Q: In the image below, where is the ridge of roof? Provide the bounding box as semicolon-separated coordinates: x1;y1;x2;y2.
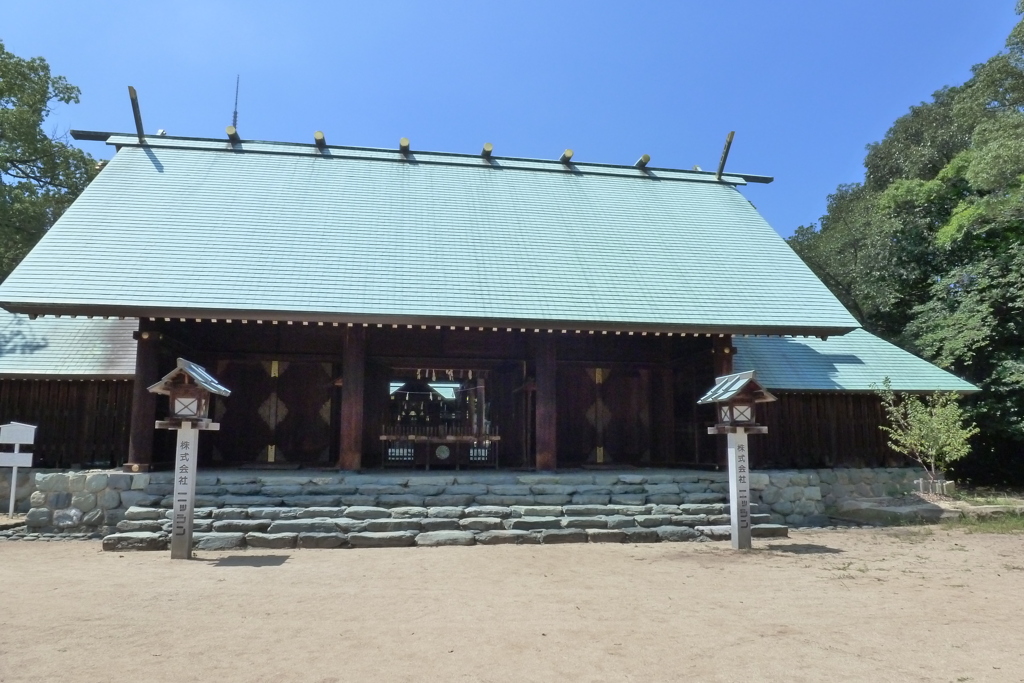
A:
87;132;772;186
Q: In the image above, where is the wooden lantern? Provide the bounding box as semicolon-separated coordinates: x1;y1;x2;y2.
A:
148;358;231;429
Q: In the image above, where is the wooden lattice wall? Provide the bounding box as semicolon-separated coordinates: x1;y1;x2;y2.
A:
0;379;133;468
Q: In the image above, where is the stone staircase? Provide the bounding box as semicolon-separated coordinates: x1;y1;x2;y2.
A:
103;501;788;551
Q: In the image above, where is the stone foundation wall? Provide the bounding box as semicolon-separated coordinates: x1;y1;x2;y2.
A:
4;467;927;535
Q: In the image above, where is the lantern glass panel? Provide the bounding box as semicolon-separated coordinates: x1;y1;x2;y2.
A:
733;404;753;423
173;396;200;417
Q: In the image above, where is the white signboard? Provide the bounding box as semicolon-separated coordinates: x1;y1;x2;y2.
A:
170;425;199;559
1;422;36;517
727;428;752;550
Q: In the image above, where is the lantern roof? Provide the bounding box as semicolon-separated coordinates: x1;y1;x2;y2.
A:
147;357;231;397
697;370;776;405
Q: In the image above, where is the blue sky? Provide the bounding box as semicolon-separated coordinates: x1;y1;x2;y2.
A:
3;1;1020;236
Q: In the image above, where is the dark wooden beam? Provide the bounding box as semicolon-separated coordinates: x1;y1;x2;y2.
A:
125;323;159;471
128;86;145;144
338;326;366;470
713;335;734;378
534;337;557;470
658;341;676;463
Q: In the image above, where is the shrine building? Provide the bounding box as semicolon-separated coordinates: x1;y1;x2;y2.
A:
0;131;976;472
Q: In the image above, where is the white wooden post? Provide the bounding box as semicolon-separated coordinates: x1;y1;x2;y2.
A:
727;427;752;550
169;424;200;559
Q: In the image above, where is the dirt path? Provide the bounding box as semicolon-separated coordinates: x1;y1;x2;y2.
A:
1;528;1022;683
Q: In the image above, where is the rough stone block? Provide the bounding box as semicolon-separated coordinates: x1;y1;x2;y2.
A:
533;495;571;505
771;501;794;515
587;529;627;543
116;519;164;532
404;485;445;497
358;485;406;496
614;505;653;515
213;519;271;533
117;492;163;508
510;505;563;517
81;508;105;527
411;476;455;486
752;524;789;538
46;492;72;509
515;475;560;485
247;507;299;520
102;532;167;551
348;531;417;548
750;513;772;524
217;474;259;485
530;484;577;495
575;485;612;495
29;490;46;507
655;526;701;542
805;514;830;527
644;483;680;494
780;486;805;503
340;495;377;506
22;507;49;528
212;508;249;521
706;514;731;525
505;516;561;531
219;495;284;507
281;495;342;508
634;515;674;528
561;517;607;529
342;475;407;486
563;504;617;516
332;519;368;533
424;495;476;507
383;506;423;519
644;474;677;484
684;493;726;504
426;506;464;519
602;515;638;529
377;494;425;508
343;506;392;520
421;518;460;531
621;528;659;543
785;513;805;525
295;507;346;519
107;473;133;490
678;503;725;516
297;532;347;549
463;506;512;519
193;532;246;550
193;519;214;532
611;485;645;494
302;485;357;496
541;529;588;544
475;530;539;545
473;495;536;506
489;485;533;496
267;519;340;534
651;504;681;515
618;474;646;485
125;506;163;521
460;517;503;531
365;518;422;532
444;484;488;496
144;484;174;496
245;532;297;549
84;473;109;493
416;530;475;547
610;494;646;506
52;507;83;529
646;494;683;505
571;494;611;505
679;482;710;493
220;484;262;496
790;474;810;487
696;525;731;540
36;473;69;492
748;473;770;490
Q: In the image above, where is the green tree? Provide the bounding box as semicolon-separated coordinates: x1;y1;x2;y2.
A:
875;379;979;480
0;40;96;280
789;6;1024;485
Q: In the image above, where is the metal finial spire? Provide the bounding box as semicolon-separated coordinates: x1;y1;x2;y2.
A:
231;75;240;128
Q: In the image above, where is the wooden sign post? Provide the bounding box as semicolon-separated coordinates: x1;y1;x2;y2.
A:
698;371;776;550
0;422;36;517
148;358;231;559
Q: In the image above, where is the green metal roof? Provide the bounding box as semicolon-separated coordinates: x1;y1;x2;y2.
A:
0;309;136;379
0;134;859;335
733;329;979;393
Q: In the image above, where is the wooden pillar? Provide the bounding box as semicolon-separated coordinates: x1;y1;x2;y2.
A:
126;324;160;472
534;337;557;470
658;367;676;464
713;335;734;377
338;326;366;470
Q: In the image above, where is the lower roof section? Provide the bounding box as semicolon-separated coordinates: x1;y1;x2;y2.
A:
733;328;978;394
0;309;136;379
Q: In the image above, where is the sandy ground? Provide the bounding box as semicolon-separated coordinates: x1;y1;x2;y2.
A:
1;529;1022;683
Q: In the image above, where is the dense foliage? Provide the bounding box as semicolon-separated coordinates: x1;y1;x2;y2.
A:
789;6;1024;485
0;40;95;280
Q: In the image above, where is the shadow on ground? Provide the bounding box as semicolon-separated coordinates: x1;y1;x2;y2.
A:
767;543;843;555
207;555;291;568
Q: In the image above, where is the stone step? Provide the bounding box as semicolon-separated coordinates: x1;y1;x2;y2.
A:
101;522;788;551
